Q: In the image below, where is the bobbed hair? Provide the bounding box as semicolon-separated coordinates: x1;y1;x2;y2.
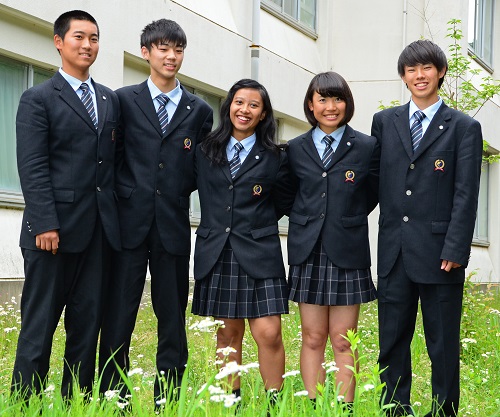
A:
397;39;448;89
303;72;354;127
201;79;279;165
54;10;99;39
140;19;187;50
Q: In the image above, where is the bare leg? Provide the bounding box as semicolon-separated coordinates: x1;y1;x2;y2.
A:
248;315;285;390
216;318;245;390
298;303;329;398
328;305;360;402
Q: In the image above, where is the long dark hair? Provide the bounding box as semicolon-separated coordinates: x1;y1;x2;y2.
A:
201;79;278;165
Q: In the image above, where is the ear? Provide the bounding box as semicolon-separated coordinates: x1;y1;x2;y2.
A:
54;34;63;52
308;100;313;111
141;46;150;61
438;68;446;79
260;111;266;121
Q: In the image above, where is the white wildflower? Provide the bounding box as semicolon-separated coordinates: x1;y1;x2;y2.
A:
127;367;144;376
282;370;301;378
294;390;309;397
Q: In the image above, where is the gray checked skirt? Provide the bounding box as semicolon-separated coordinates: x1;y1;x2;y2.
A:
192;244;289;319
288;240;376;306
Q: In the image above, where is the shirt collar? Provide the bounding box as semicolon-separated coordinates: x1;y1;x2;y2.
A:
312;125;346;143
147;77;182;106
409;97;443;120
228;133;257;152
59;68;94;94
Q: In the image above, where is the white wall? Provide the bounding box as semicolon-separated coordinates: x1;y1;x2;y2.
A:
0;0;498;288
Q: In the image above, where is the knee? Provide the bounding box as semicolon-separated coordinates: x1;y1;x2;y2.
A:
302;330;328;351
217;327;244;349
254;326;283;350
331;333;351;354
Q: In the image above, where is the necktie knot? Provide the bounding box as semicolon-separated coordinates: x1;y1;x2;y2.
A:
80;82;89;93
323;135;333;147
156;94;169;108
413;110;425;123
234;142;244;153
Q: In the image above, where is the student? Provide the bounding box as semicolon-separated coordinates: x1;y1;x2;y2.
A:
286;72;379;411
11;10;120;399
192;79;292;405
372;40;482;417
98;19;213;403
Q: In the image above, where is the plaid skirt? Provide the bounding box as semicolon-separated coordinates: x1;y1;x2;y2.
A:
192;244;289;319
288;240;376;306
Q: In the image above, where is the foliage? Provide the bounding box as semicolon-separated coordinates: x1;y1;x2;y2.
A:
1;275;500;416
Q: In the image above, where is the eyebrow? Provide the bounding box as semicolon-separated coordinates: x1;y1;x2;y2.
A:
72;30;99;37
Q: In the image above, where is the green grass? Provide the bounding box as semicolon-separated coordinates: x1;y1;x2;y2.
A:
1;275;499;416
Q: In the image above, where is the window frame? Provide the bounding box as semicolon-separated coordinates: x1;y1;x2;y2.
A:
472;159;489;246
261;0;318;39
468;0;495;71
0;55;54;208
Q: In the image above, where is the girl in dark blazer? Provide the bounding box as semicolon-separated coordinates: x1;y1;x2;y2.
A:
192;79;292;402
287;72;379;408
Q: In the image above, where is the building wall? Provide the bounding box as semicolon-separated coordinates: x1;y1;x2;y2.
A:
0;0;499;301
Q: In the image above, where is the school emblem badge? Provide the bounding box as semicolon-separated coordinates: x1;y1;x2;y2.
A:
345;170;355;183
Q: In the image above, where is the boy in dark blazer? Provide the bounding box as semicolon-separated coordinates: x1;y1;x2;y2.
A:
98;19;213;404
371;40;483;417
12;10;120;399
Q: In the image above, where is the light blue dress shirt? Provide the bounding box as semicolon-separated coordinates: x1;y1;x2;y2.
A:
408;97;443;136
312;125;345;157
147;77;182;122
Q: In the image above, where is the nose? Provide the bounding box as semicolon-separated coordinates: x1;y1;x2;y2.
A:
81;37;91;48
326;99;336;110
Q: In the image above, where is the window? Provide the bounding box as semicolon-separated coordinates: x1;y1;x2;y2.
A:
473;160;489;244
262;0;317;35
468;0;495;68
0;55;53;206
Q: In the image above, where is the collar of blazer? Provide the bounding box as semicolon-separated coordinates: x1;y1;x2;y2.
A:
300;125;355;170
394;101;450;160
133;81;196;138
222;142;266;182
53;71;107;133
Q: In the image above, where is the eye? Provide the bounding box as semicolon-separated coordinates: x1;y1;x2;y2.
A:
334;97;342;102
176;48;184;53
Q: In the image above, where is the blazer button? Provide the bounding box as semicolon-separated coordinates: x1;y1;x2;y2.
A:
159;162;164;169
409;163;415;170
226;206;231;211
228;185;234;190
98;159;103;165
319;213;325;219
156;189;161;195
321;192;326;198
96;186;101;192
406;190;412;196
403;216;409;222
322;172;327;178
225;227;231;233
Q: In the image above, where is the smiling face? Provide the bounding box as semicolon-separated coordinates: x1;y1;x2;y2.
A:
402;63;446;109
229;88;266;141
308;91;346;134
142;42;184;91
54;19;99;80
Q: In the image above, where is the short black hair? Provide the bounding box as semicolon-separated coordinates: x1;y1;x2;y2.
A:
303;71;355;127
140;19;187;50
54;10;99;39
397;40;448;88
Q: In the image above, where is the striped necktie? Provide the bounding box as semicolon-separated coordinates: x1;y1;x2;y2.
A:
156;94;169;135
80;83;97;128
321;135;334;168
229;142;244;178
411;110;426;152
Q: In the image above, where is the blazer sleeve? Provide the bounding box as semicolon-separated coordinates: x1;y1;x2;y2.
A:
273;147;296;218
367;140;380;213
440;119;483;266
16;87;60;235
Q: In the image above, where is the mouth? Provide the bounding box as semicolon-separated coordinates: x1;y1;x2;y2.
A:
164;63;176;70
414;82;428;89
236;115;251;122
80;53;92;58
323;114;339;120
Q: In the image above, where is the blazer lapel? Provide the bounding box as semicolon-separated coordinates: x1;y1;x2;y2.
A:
134;81;163;136
54;72;96;131
94;81;108;135
233;143;264;179
413;102;450;158
164;87;194;138
301;129;324;169
327;125;355;168
393;103;413;160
